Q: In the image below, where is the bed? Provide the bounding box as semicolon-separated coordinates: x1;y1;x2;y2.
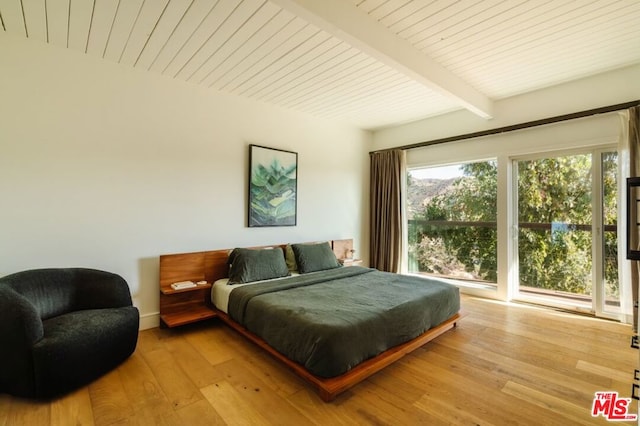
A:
207;241;461;401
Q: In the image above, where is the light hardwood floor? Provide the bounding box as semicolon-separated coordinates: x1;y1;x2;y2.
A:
1;295;638;425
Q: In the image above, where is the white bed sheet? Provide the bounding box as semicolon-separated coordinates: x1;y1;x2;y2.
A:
211;273;299;313
211;278;242;313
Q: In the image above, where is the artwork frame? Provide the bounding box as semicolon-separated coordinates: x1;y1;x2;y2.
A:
248;144;298;227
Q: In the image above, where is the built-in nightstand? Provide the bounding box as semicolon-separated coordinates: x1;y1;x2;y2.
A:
339;258;363;267
159;252;218;328
159;282;216;328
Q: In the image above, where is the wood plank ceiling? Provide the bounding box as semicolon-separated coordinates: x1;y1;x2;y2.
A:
1;0;639;130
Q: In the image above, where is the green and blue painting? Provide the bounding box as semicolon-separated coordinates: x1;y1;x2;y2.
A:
249;145;297;227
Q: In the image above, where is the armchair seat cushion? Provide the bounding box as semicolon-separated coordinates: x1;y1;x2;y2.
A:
33;306;139;398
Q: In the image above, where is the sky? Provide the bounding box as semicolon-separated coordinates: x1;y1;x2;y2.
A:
409;164;464;180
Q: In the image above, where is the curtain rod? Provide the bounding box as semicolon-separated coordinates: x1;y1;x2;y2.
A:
370;100;640;154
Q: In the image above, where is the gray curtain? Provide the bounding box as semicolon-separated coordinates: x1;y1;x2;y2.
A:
370;149;405;273
630;106;640;331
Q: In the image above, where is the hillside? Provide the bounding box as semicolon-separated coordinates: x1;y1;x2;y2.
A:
407;177;459;219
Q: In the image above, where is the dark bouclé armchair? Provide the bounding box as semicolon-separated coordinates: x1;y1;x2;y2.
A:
0;268;139;399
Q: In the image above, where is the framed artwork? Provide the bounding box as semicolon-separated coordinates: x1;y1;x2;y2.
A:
248;144;297;227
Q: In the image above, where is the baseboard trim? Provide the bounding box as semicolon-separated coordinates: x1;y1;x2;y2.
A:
139;312;159;330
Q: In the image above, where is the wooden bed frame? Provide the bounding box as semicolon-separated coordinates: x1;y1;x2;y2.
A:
216;310;459;401
159;240;461;402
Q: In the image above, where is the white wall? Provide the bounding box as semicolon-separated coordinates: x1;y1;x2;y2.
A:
406;112;625;168
0;36;372;329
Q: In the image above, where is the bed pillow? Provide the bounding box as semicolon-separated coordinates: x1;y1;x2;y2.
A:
285;244;297;272
227;247;290;284
292;242;342;274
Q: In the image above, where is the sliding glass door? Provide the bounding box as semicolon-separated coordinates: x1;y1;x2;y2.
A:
513;149;619;317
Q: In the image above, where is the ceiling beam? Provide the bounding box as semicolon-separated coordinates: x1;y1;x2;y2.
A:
270;0;494;119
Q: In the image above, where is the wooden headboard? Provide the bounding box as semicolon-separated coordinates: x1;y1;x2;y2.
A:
332;239;354;260
159;240;351;293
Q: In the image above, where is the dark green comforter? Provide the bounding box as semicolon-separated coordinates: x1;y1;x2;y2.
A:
227;266;460;378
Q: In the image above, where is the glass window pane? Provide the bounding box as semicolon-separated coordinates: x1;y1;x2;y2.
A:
407;161;497;284
517;154;593;303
